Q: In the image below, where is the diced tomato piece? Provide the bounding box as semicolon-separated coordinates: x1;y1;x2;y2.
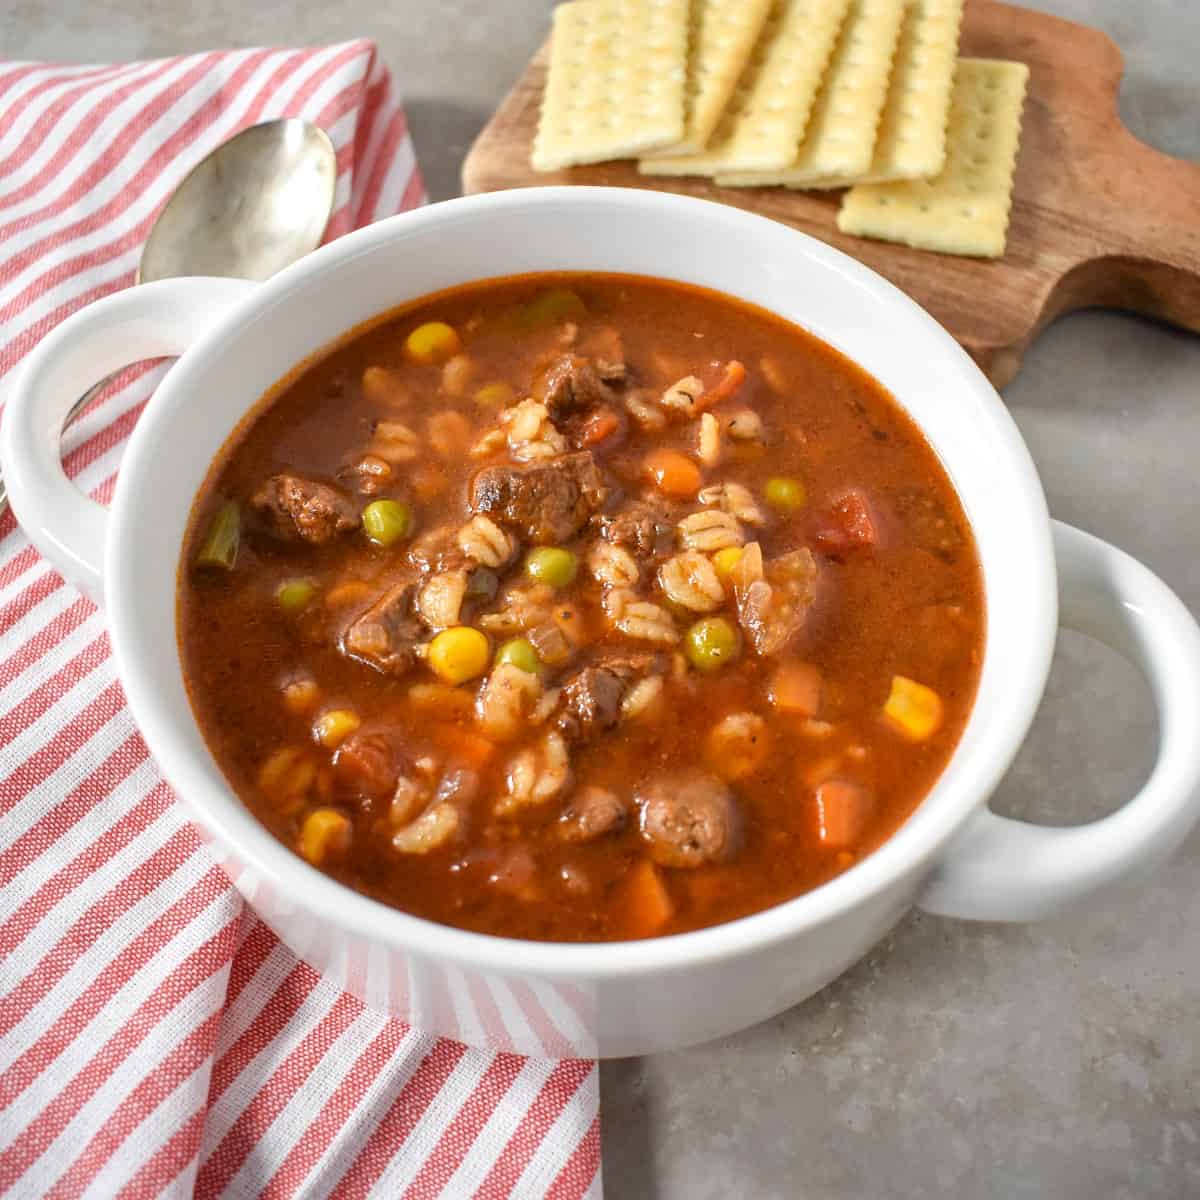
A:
812;489;878;555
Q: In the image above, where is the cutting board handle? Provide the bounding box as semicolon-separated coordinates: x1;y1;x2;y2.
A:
1042;29;1200;335
1058;135;1200;333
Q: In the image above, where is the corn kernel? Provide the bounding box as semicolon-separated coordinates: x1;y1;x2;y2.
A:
405;321;461;366
427;626;490;685
711;545;744;584
883;675;944;740
298;807;352;866
474;381;515;408
313;708;361;748
257;746;316;814
282;677;320;715
258;745;303;793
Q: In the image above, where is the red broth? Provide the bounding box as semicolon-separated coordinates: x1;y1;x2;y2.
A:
178;273;984;942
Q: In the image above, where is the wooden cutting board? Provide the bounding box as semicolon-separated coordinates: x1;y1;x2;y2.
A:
461;0;1200;388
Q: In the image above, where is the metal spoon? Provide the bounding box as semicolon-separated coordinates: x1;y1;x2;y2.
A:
0;118;337;512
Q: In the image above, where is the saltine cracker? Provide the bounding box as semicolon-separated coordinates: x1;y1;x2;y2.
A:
837;57;1029;258
646;0;775;157
852;0;965;184
638;0;853;176
532;0;691;171
717;0;907;188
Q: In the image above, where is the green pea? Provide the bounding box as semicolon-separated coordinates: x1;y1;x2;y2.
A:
525;546;578;588
275;577;317;615
521;288;586;329
361;498;413;547
195;500;240;571
764;476;807;511
684;617;740;673
495;637;541;675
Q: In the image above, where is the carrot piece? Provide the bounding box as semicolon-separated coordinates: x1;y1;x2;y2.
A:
325;580;373;609
814;779;873;849
436;724;496;769
623;860;675;936
580;407;620;447
768;660;822;716
802;755;841;788
644;449;701;498
697;360;746;411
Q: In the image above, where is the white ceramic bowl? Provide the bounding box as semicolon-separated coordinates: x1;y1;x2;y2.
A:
6;188;1200;1059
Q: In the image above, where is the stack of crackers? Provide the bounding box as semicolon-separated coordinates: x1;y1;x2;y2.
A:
531;0;1029;259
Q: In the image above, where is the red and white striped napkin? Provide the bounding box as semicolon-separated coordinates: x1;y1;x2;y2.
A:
0;45;601;1198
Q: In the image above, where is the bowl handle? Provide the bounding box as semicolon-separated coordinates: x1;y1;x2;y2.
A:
919;520;1200;921
0;277;257;604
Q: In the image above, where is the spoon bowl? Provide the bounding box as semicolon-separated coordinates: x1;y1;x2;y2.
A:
139;119;337;283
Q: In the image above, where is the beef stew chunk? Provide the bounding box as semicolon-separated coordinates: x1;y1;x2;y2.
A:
342;582;421;676
537;354;615;420
595;498;674;561
180;273;983;943
252;473;358;544
469;451;608;544
557;665;626;743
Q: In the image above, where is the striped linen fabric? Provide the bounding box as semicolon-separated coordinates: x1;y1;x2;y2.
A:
0;45;601;1199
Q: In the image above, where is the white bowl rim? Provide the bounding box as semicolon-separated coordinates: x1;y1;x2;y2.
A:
107;186;1056;981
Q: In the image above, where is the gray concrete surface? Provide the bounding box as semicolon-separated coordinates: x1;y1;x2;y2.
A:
6;1;1199;1195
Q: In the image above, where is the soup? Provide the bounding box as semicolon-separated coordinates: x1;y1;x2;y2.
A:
178;273;984;942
